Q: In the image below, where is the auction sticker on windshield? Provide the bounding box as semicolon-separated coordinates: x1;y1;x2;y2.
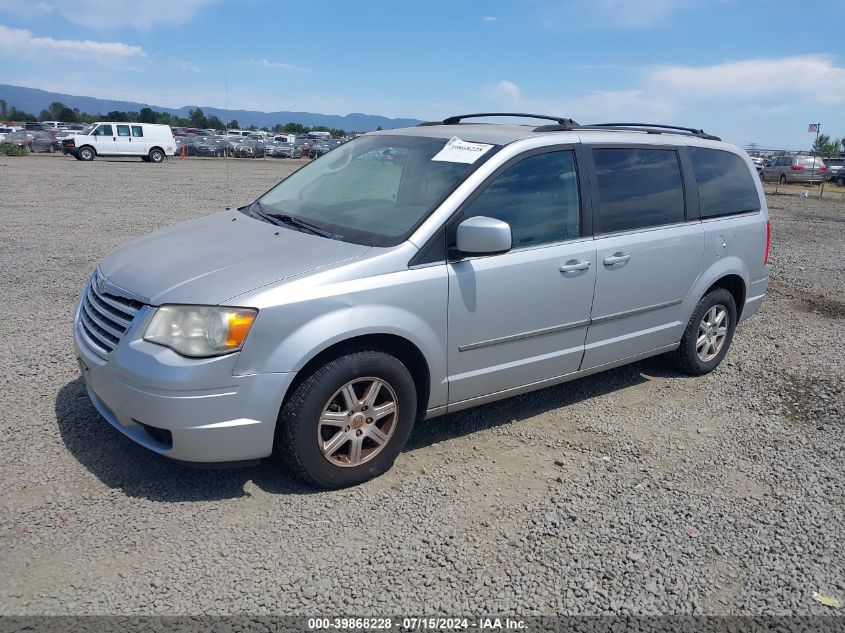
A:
431;136;494;164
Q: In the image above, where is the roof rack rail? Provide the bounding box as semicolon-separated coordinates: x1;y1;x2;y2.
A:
572;122;721;141
418;113;579;127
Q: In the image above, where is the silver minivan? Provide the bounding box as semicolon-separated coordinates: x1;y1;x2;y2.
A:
760;154;827;184
74;114;770;488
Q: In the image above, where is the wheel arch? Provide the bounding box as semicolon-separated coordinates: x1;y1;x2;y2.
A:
706;274;746;320
282;333;431;420
684;257;750;324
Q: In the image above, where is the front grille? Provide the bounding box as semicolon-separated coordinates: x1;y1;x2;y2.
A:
79;271;144;354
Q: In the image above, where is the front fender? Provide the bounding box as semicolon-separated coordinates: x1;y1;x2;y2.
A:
232;264;449;408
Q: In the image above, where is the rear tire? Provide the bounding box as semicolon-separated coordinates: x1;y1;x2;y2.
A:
148;148;165;163
78;146;95;161
274;350;417;489
671;288;737;376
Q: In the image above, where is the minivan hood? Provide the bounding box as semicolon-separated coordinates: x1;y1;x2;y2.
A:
99;210;370;305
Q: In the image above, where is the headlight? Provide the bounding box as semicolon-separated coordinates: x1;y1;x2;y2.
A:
144;305;257;358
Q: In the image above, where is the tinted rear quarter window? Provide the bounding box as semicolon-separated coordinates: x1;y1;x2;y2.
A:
689;147;761;219
593;148;685;233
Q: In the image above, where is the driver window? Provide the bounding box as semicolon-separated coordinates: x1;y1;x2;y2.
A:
95;125;113;136
459;150;580;248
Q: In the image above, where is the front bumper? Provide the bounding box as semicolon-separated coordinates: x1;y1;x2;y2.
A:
73;305;295;463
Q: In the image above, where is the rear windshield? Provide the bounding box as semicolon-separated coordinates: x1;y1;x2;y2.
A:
256;134;501;246
797;156;825;167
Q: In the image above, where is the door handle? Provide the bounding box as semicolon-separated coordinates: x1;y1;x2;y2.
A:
603;252;631;266
559;260;591;273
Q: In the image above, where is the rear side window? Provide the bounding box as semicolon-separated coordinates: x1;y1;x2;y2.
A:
116;125;130;137
460;150;581;247
131;125;143;137
689;147;761;218
592;148;685;233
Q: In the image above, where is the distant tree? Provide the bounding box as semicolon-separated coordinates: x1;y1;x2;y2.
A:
228;118;239;129
282;122;305;134
5;106;37;121
138;107;158;123
205;115;224;130
38;109;51;121
271;123;283;133
376;125;383;131
248;124;257;131
813;134;841;158
188;107;208;128
106;110;130;122
0;100;7;117
43;101;79;123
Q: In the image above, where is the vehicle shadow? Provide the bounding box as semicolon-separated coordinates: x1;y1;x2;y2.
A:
54;377;312;502
405;357;683;451
55;358;684;502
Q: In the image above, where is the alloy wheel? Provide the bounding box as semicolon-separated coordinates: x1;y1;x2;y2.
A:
696;304;729;362
317;377;398;467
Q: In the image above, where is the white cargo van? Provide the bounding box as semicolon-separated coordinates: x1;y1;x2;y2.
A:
62;122;176;162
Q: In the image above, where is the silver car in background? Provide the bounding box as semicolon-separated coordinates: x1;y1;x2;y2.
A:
761;154;827;184
74;114;770;488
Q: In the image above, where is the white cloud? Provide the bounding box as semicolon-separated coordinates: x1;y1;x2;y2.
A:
649;55;845;105
254;59;312;73
0;24;145;63
487;79;673;123
177;61;201;73
482;16;499;22
492;80;522;101
0;0;214;30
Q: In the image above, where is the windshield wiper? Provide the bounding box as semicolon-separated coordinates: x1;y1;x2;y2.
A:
250;200;340;239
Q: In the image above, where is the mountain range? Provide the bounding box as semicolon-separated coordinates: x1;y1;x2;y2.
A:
0;84;423;132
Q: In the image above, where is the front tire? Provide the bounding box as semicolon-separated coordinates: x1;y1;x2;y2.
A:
671;288;737;376
78;146;95;161
275;350;417;488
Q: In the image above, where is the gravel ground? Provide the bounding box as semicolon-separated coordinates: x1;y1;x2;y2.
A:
0;153;843;617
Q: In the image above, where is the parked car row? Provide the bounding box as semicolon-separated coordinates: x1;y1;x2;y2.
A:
3;129;61;152
171;132;343;159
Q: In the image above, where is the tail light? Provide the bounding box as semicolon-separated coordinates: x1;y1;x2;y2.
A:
764;220;771;265
791;165;804;171
819;166;828;171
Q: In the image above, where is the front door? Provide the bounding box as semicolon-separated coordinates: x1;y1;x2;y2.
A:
91;124;116;155
447;149;596;405
582;146;704;369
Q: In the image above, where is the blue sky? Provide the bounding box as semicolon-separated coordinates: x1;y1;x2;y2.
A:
0;0;844;148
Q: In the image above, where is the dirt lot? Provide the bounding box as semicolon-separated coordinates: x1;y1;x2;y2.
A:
0;153;843;616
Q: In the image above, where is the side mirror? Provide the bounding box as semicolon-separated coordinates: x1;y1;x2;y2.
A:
454;216;512;257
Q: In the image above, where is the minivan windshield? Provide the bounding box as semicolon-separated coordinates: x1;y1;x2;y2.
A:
256;134;500;246
81;124;96;135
